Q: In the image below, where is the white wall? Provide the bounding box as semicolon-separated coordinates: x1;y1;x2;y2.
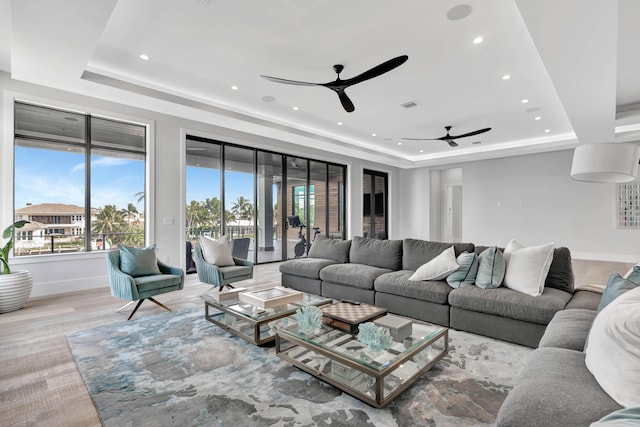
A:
398;150;640;263
462;150;639;262
1;73;400;297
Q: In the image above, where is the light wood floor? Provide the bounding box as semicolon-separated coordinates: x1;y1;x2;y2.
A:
0;263;282;427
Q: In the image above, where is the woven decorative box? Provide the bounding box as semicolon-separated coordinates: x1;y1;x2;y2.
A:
373;314;412;341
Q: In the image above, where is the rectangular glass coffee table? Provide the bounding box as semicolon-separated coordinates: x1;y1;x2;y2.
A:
276;319;448;407
203;290;332;346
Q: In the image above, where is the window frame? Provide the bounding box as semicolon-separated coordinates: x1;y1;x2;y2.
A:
4;94;154;260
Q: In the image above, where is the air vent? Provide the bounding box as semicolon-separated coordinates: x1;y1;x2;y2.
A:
401;101;417;109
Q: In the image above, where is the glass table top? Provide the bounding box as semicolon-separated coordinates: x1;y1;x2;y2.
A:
280;321;445;372
203;290;331;321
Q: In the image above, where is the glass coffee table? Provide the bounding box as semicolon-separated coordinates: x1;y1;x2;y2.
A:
203;289;331;346
276;318;448;408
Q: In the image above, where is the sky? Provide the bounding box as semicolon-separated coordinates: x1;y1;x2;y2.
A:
14;146;254;213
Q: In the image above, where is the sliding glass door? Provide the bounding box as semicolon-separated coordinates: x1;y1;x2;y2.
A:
186;136;346;264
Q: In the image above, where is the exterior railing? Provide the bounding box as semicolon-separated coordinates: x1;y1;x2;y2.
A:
13;231;145;256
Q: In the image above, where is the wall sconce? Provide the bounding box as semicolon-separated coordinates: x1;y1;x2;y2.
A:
570;143;640;183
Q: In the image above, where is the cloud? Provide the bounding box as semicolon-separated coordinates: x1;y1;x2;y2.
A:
70;157;132;173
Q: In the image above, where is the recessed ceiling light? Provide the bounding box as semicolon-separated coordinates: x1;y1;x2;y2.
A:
292;106;299;111
535;116;541;120
337;121;343;126
371;133;377;137
139;54;149;61
473;36;484;44
521;99;529;104
544;129;550;133
502;74;511;80
397;142;402;146
231;85;239;90
419;149;424;153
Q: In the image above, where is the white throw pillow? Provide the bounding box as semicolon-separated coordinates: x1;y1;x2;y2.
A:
409;246;459;281
199;235;234;267
585;286;640;408
503;239;554;297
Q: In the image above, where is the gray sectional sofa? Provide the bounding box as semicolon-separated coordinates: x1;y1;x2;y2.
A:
280;235;595;348
496;293;622;427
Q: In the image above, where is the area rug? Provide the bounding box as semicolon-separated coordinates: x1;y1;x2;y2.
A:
67;307;531;426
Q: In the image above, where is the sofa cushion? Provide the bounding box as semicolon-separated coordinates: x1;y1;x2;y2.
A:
565;290;602;310
475;246;505;289
503;239;554;297
586;286;640;408
349;236;402;270
538;308;597;351
120;244;161;277
402;239;475;271
409;246;459;281
446;252;478;288
448;285;571;325
544;247;575;294
496;347;622;427
597;268;640;311
134;273;183;292
279;258;338;279
320;263;392;290
308;235;351;263
374;270;452;304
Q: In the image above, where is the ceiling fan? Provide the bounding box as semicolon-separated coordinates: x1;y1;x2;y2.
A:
403;125;492;147
260;55;408;113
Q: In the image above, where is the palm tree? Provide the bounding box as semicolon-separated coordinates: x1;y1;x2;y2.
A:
121;203;138;224
92;204;127;246
185;200;207;237
203;197;221;231
231;196;253;224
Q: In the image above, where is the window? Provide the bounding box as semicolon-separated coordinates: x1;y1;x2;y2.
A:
186;136;346;263
13;102;147;255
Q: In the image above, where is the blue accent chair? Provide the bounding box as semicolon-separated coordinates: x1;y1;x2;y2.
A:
106;250;184;320
193;244;253;290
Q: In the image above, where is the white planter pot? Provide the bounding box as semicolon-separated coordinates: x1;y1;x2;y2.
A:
0;270;33;313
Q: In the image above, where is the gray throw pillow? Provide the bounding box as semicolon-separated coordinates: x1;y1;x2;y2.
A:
119;244;161;277
308;235;351;263
544;247;575;294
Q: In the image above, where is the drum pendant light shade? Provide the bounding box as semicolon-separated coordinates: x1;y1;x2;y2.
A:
570;143;640;183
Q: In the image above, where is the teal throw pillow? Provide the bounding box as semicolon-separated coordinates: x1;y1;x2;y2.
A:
475;246;505;289
591;407;640;426
446;252;478;288
597;267;640;312
120;244;161;277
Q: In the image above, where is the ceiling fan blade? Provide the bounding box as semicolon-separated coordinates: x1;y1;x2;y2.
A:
260;75;320;87
448;127;492;139
447;139;459;147
342;55;409;87
337;91;355;112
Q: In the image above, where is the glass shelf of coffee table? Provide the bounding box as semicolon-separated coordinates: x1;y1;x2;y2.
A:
203;289;331;346
276;318;448;407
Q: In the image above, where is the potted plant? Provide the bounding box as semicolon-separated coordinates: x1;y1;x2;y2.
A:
0;220;33;313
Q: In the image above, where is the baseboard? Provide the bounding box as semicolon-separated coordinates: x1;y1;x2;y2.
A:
30;275;109;298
